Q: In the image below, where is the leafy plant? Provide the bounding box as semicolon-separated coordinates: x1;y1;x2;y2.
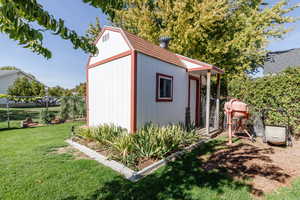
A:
75;123;200;168
228;67;300;134
0;0;96;58
87;0;299;79
60;95;86;121
40;109;55;124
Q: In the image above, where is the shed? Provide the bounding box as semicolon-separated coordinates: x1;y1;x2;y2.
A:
86;27;224;134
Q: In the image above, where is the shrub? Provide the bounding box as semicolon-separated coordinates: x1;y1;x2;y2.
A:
40;109;55;124
228;67;300;134
60;95;86;121
74;123;200;168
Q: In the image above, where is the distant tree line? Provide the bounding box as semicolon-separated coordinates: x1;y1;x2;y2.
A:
7;77;86;97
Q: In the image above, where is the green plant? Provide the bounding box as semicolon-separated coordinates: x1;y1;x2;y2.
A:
60;95;86;121
75;123;200;168
228;67;300;134
40;109;55;124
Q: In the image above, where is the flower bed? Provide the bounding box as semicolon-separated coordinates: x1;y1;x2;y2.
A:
72;123;202;170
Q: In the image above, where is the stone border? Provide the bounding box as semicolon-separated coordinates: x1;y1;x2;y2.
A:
66;138;208;182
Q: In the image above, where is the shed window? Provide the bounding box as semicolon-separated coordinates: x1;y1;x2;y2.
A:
156;73;173;102
102;33;109;42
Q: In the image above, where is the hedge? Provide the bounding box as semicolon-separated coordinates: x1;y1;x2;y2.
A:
228;67;300;134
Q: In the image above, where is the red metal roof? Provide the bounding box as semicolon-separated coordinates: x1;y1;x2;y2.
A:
122;29;186;68
97;27;224;73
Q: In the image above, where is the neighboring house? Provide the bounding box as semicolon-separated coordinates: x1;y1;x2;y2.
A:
86;26;224;134
0;69;37;104
264;48;300;74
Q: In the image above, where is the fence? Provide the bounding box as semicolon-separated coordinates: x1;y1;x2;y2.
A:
0;95;225;132
0;96;86;130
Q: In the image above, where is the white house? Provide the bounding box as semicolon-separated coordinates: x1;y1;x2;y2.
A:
0;69;37;104
86;27;224;134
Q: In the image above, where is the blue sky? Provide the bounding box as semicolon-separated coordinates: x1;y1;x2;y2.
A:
0;0;299;88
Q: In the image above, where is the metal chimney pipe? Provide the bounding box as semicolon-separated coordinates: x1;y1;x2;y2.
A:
159;36;172;49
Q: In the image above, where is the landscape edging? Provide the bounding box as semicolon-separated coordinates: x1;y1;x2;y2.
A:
66;138;208;182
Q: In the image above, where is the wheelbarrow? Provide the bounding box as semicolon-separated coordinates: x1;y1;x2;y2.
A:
262;108;292;146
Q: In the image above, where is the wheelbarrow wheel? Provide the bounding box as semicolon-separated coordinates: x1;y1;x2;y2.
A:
287;136;293;147
263;136;267;143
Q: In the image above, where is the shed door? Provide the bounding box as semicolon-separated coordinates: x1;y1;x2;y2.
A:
189;77;200;126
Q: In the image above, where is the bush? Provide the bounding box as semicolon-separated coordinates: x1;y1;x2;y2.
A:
60;95;86;120
40;109;55;124
74;123;200;168
228;67;300;134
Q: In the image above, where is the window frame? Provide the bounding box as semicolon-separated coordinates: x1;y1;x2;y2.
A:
156;73;173;102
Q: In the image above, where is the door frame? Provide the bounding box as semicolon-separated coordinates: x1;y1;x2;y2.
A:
188;75;200;127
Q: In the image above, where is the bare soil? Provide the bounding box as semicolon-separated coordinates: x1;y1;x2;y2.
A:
52;145;91;160
201;132;300;197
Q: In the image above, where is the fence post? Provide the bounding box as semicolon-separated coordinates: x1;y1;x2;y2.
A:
6;99;10;129
205;70;211;135
45;87;49;111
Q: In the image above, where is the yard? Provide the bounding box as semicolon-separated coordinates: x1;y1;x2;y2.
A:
0;106;60;129
0;123;300;200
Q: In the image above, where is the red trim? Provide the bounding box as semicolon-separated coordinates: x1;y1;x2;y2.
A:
188;75;200;127
188;66;212;72
130;50;137;133
187;66;224;74
88;50;132;68
199;75;202;126
156;73;174;102
177;54;224;74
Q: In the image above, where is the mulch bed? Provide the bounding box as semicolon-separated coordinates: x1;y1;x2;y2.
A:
200;132;300;197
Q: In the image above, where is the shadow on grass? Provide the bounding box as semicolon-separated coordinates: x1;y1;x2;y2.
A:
62;139;261;200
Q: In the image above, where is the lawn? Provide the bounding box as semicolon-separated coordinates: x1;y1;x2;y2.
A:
0;106;60;129
0;123;299;200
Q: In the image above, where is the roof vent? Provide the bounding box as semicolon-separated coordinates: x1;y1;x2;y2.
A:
159;36;172;49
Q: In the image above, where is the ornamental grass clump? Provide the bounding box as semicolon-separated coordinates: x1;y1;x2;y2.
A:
75;123;200;168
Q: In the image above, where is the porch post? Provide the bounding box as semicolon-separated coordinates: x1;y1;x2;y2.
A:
215;74;221;130
206;70;211;135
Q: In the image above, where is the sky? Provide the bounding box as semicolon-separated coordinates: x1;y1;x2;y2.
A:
0;0;299;88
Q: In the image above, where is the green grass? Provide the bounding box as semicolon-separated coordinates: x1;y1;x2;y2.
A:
0;123;299;200
265;179;300;200
0;106;60;129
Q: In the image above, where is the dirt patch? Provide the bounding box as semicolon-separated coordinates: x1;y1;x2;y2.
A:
52;145;91;160
137;158;158;169
200;132;300;197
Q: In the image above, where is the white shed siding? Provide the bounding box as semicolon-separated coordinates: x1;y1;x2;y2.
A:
88;55;131;130
136;53;188;128
89;30;131;65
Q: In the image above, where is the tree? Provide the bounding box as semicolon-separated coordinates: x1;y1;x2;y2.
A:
87;0;299;79
82;0;123;21
8;77;45;97
60;95;85;120
85;17;102;42
0;66;19;70
73;82;86;97
0;0;96;58
48;86;65;97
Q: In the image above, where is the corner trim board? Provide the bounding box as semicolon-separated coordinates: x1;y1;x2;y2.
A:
130;50;137;133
